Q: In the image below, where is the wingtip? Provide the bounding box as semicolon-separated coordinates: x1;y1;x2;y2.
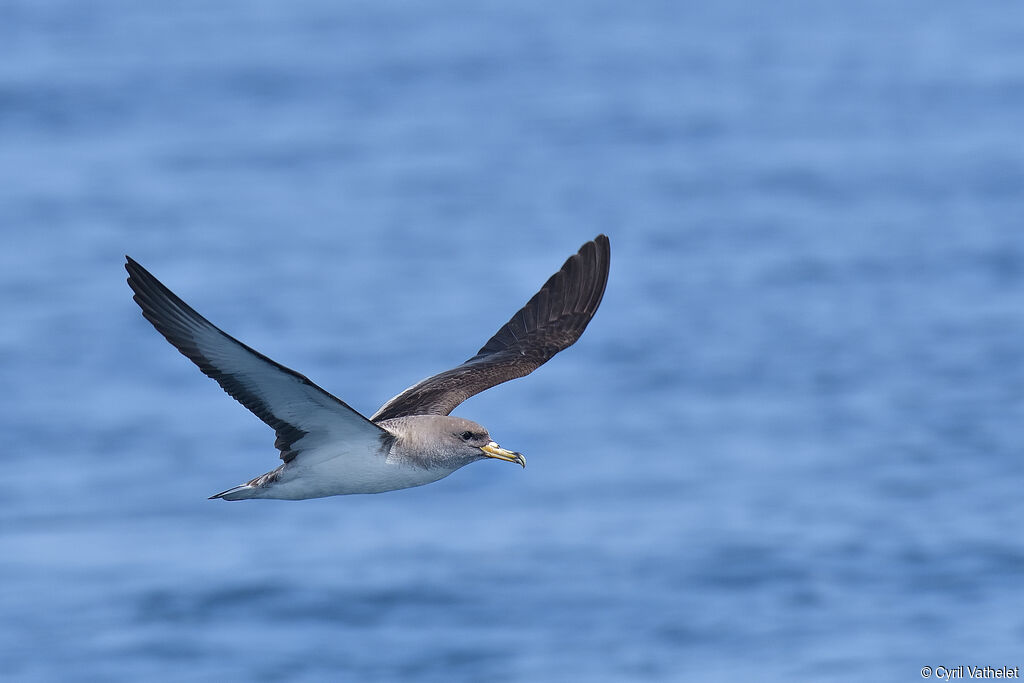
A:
124;255;144;280
578;235;610;270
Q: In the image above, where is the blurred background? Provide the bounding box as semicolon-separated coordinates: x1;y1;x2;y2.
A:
2;0;1023;680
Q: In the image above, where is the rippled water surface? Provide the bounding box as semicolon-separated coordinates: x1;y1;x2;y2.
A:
3;1;1023;680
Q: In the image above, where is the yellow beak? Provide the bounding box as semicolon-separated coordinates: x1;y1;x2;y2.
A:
480;441;526;468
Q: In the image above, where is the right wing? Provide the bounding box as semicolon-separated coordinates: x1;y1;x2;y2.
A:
371;235;610;421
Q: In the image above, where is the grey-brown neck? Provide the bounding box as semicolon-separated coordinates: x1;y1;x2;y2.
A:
376;415;492;471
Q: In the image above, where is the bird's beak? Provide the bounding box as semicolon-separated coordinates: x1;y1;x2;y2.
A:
480;441;526;468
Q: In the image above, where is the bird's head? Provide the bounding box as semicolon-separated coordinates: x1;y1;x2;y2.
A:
445;417;526;468
383;415;525;470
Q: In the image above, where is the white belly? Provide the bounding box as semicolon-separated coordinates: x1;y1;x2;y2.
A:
257;451;458;499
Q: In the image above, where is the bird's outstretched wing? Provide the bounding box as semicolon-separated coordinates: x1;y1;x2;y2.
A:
371;235;610;422
126;257;391;464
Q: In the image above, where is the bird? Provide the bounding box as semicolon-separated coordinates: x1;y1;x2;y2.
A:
125;235;610;501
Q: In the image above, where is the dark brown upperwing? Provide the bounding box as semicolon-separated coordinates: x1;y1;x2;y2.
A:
371;235;610;421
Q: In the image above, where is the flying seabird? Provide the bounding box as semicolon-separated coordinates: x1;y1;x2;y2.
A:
125;235;610;500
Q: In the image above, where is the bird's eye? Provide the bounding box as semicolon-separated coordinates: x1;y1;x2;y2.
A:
460;431;474;441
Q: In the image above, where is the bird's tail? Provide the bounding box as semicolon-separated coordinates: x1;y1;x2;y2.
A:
209;484;260;501
209;466;284;500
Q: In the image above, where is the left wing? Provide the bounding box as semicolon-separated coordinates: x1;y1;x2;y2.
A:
125;257;391;465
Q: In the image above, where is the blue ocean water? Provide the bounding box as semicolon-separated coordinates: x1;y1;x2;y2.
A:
2;0;1023;680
